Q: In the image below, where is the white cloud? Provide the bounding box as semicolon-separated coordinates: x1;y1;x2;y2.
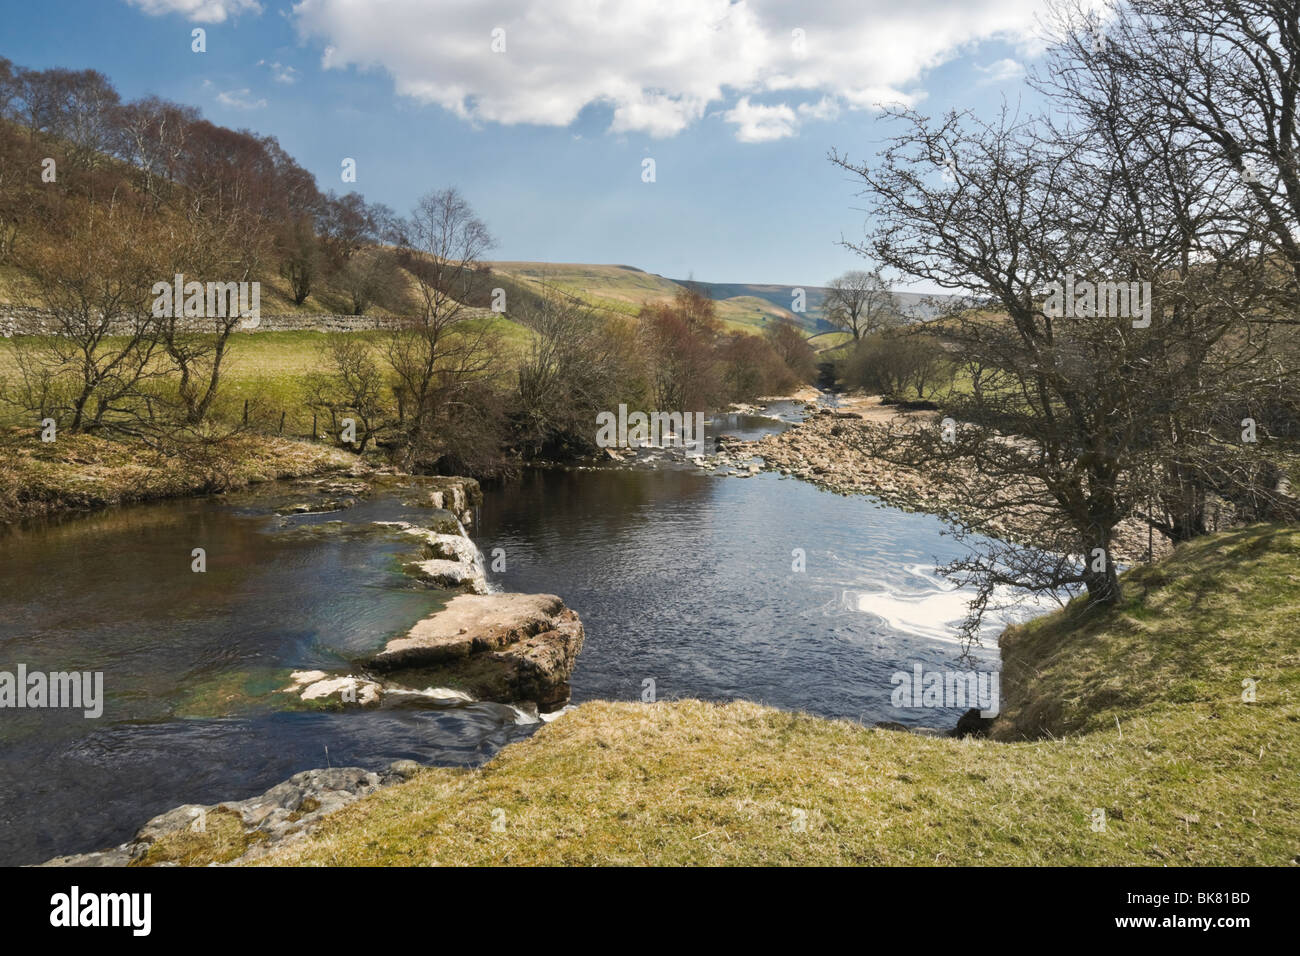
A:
976;57;1025;84
126;0;262;23
796;96;841;122
724;97;799;142
216;88;267;109
289;0;1043;141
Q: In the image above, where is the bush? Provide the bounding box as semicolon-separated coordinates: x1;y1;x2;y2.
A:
838;330;950;400
718;331;796;402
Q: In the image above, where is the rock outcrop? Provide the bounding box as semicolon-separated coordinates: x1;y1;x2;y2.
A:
422;476;482;527
373;512;489;594
402;524;488;594
282;669;384;707
371;473;482;527
41;762;425;867
367;593;585;709
950;707;995;738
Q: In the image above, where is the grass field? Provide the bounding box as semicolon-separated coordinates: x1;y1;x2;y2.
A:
138;522;1299;866
0;317;533;435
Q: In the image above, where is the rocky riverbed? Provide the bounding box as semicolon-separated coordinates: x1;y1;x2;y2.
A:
706;392;1171;563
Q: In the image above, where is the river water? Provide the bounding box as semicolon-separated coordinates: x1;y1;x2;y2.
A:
0;404;1035;865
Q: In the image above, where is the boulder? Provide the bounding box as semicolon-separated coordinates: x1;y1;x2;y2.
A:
367;593;585;708
388;519;488;593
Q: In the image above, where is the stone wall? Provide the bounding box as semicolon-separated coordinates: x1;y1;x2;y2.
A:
0;305;496;336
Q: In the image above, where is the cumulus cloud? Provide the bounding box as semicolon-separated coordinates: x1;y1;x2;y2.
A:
289;0;1042;141
216;88;267;109
126;0;262;23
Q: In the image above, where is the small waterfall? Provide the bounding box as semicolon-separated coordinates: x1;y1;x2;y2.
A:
454;515;496;593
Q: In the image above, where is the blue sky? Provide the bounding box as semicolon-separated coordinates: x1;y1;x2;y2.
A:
4;0;1051;289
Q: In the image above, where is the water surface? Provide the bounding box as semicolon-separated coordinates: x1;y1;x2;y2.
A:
0;414;1036;864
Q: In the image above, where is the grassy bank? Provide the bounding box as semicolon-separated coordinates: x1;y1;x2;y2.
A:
144;523;1297;866
0;428;359;524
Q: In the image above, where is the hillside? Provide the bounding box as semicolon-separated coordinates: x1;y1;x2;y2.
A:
143;523;1298;866
485;261;684;319
486;261;831;334
675;279;833;331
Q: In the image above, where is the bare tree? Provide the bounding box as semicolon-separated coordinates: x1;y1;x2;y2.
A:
831;82;1289;618
385;188;499;470
1076;0;1300;303
9;66;121;168
6;198;166;433
639;288;724;411
277;214;319;305
113;96;199;207
336;247;404;316
1035;1;1300;538
306;335;390;452
765;316;818;383
513;284;641;457
317;192;396;271
840;329;950;400
824;269;900;340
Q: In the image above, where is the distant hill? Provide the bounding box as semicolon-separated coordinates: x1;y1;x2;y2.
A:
485;262;687;320
674;280;833;333
486;261;804;333
675;279;956;327
485;261;956;336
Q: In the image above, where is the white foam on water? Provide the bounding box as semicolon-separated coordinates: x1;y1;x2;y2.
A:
382;686;475;704
510;705;540;725
846;563;1063;645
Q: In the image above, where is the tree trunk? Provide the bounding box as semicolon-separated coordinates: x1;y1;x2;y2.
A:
1083;552;1122;605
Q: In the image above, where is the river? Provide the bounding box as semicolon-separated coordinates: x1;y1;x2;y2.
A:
0;404;1035;865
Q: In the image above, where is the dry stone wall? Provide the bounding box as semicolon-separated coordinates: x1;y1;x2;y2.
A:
0;305;496;336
